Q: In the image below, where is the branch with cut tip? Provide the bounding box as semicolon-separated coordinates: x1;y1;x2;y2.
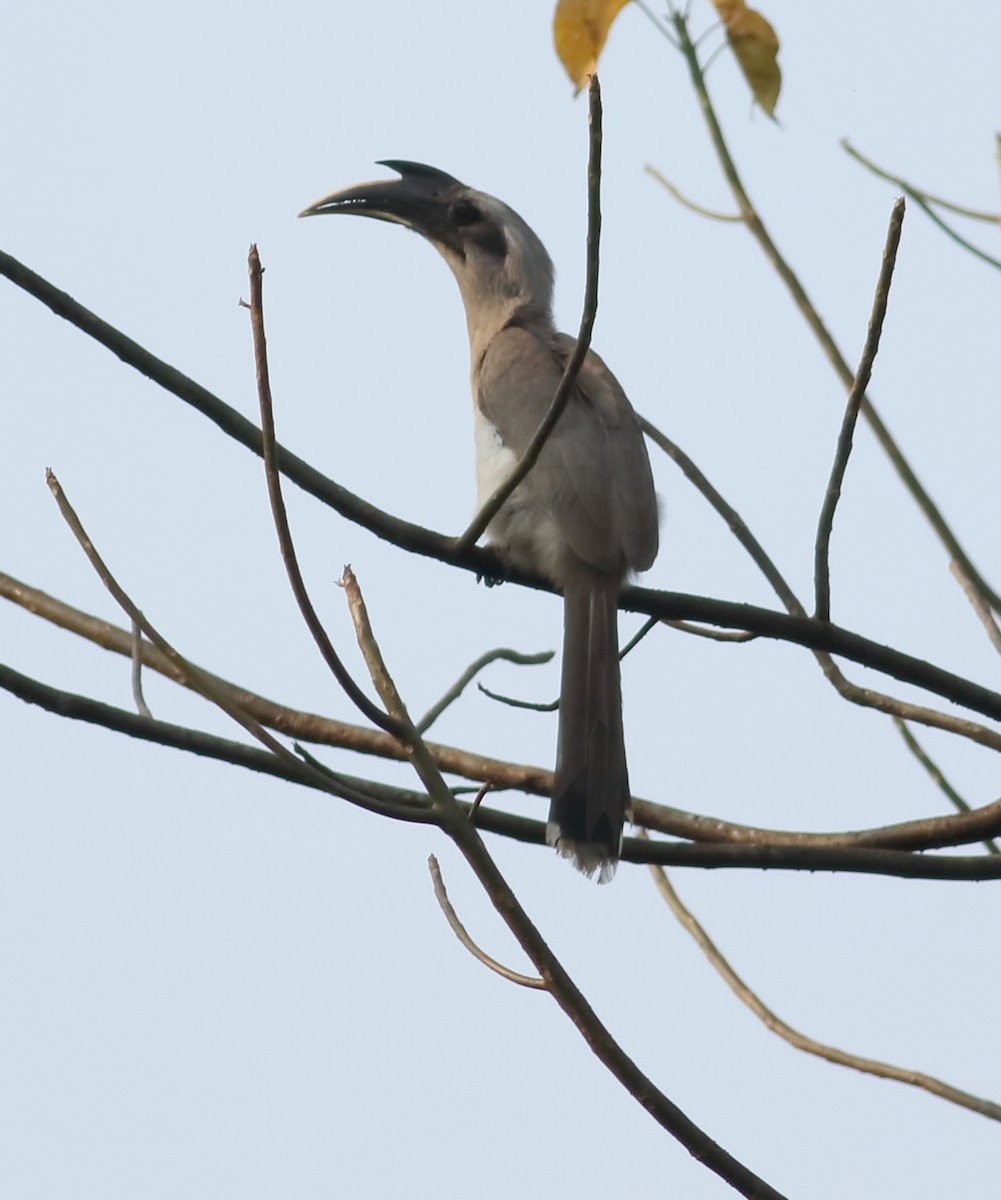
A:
248;243;406;739
452;74;604;554
815;199;905;621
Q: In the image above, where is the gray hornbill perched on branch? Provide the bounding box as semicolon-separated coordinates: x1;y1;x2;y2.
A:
301;162;659;880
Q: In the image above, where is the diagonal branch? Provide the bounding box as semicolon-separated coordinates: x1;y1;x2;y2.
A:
338;565;789;1200
814;199;905;621
428;855;546;989
669;13;1001;616
452;73;603;554
247;243;407;739
648;862;1001;1123
842;140;1001;272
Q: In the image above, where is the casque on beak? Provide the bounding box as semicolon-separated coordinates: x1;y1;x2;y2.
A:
298;160;464;244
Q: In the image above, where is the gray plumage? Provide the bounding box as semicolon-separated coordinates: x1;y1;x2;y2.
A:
301;162;659;880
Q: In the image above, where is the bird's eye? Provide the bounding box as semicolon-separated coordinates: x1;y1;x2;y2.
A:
448;199;481;226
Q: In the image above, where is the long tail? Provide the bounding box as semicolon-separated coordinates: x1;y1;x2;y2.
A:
547;578;629;882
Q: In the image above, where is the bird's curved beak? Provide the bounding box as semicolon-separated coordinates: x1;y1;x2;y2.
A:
298;161;462;242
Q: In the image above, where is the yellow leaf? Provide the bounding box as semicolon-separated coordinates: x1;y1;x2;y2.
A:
711;0;782;116
553;0;631;93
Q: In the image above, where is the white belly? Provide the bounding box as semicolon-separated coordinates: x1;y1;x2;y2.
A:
472;408;566;581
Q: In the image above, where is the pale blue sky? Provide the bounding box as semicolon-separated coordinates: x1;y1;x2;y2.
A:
3;2;1000;1196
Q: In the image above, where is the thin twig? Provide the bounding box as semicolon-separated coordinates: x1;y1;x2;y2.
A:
950;560;1001;658
416;647;554;733
42;473;418;820
634;0;680;47
841;140;1001;223
619;616;661;658
814;199;905;621
247;245;407;739
640;417;803;616
130;619;151;717
0;248;494;580
452;74;604;554
477;682;559;713
647;861;1001;1123
428;855;547;989
894;718;1001;855
670;14;1001;615
664;621;756;643
645;165;743;222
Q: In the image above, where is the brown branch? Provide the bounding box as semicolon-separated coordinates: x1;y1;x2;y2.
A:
644;165;743;222
670;13;1001;616
894;719;1001;856
648;863;1001;1123
428;855;547;989
452;74;604;554
815;199;905;621
640;417;1001;750
627;836;1001;880
0;248;490;578
950;560;1001;658
5;658;1001;879
0;570;555;793
4;243;1000;724
248;244;406;738
7;571;1001;856
338;568;788;1198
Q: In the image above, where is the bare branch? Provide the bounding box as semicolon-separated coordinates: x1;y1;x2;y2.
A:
428;855;547;989
628;836;1001;880
648;863;1001;1123
6;655;1001;877
842;140;1001;272
815;199;905;621
665;621;756;643
417;647;554;733
645;165;743;222
337;573;788;1198
45;469;306;772
841;140;1001;223
640;416;803;616
894;718;1001;855
0;570;554;795
477;682;559;713
9;567;1001;852
248;244;406;739
669;14;1001;615
0;248;491;579
950;560;1001;658
130;619;151;718
452;74;604;554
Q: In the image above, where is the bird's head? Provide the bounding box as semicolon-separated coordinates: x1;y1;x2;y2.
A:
300;161;555;353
